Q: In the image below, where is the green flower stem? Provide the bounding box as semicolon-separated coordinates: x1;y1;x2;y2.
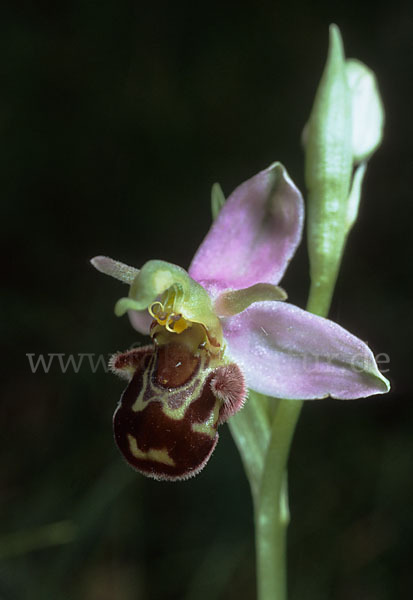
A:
255;399;303;600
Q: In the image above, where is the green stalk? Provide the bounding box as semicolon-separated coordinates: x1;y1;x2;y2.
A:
306;262;340;316
254;399;303;600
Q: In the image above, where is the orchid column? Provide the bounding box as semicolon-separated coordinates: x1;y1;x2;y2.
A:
229;24;387;600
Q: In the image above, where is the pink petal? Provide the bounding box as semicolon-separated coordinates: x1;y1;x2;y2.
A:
222;302;390;400
189;163;304;294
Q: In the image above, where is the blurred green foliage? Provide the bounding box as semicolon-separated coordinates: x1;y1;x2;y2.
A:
1;1;412;598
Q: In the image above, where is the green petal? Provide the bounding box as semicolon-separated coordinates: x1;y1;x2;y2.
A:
214;283;287;317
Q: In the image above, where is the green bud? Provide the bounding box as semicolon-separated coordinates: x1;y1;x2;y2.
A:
303;25;385;316
304;24;352;315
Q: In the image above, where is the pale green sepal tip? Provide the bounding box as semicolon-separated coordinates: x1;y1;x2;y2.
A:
347;341;390;394
346;59;385;163
211;182;225;221
370;365;391;394
380;373;391;393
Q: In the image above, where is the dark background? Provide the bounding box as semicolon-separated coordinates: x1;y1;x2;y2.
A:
1;1;412;599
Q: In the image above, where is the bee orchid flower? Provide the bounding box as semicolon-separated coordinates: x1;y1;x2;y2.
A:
91;162;389;481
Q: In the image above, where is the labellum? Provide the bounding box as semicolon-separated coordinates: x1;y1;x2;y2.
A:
110;313;246;481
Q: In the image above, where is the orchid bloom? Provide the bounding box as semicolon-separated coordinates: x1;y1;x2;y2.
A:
91;162;389;481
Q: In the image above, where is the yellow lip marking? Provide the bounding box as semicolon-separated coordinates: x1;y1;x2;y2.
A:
127;434;175;466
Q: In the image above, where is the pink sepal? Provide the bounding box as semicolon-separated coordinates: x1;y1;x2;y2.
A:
222;302;390;400
189;163;304;295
